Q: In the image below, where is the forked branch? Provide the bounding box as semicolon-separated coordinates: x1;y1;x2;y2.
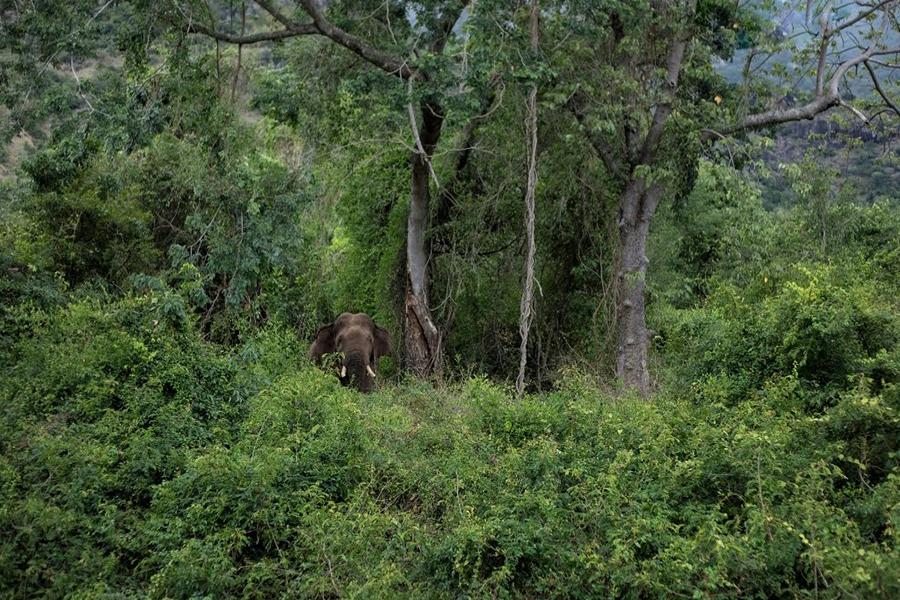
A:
296;0;418;79
723;10;899;136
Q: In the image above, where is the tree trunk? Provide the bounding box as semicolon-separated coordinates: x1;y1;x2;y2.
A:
405;100;444;376
615;178;662;395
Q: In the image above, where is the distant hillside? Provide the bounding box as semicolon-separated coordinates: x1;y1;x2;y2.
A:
749;117;900;209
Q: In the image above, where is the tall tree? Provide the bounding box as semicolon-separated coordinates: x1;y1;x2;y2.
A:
175;0;470;376
557;0;900;394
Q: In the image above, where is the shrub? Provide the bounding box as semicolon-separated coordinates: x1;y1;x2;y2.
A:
662;264;900;404
2;298;898;599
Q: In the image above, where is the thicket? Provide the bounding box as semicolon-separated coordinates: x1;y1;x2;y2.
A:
3;148;900;597
2;3;900;597
1;289;898;598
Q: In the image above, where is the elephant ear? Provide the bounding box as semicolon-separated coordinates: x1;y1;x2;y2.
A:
374;325;391;359
308;323;336;363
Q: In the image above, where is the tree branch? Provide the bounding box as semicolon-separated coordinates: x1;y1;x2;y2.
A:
569;104;623;179
831;0;897;36
297;0;417;79
253;0;304;30
184;0;469;82
183;0;422;79
720;19;897;137
815;34;829;96
184;21;312;44
727;93;839;133
408;79;440;187
864;60;900;117
639;37;687;165
841;99;870;123
430;1;470;55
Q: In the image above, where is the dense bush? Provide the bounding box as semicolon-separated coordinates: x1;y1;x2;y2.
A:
1;289;898;598
662;265;900;401
3;146;900;599
2;120;320;340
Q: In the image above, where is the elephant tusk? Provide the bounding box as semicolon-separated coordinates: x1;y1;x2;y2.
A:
341;365;347;378
366;365;377;378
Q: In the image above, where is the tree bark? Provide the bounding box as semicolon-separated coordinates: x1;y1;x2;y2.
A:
615;178;662;395
405;100;445;376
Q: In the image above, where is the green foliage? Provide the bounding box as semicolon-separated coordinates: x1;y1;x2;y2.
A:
2;313;898;598
663;265;900;402
4;118;316;340
0;292;248;597
651;161;767;307
19;150;159;285
653;160;900;404
133;128;313;315
3;2;900;598
322;148;409;325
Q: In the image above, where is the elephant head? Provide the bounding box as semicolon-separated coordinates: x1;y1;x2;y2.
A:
308;312;391;392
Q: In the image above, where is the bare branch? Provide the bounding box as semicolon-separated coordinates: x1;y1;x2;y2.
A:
722;12;897;137
831;0;897;36
184;21;312;44
253;0;304;30
816;35;829;95
70;55;95;114
827;24;890;97
867;58;900;68
867;46;900;57
725;94;838;134
840;99;870;122
86;0;116;30
864;60;900;117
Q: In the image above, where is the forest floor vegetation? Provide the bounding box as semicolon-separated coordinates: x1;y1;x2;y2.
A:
1;284;897;599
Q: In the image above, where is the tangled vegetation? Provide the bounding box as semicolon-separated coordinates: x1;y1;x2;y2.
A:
1;288;898;598
3;0;900;597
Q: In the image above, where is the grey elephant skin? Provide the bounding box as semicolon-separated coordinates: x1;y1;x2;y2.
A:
309;312;391;392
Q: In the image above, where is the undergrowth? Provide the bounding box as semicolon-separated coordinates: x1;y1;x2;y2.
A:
1;294;897;599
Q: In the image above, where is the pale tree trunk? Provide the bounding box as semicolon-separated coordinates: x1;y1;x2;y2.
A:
615;178;662;395
405;101;444;376
516;0;539;397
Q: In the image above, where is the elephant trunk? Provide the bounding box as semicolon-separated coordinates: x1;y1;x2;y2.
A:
342;351;373;392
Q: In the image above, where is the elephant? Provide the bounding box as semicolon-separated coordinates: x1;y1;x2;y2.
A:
308;312;391;392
